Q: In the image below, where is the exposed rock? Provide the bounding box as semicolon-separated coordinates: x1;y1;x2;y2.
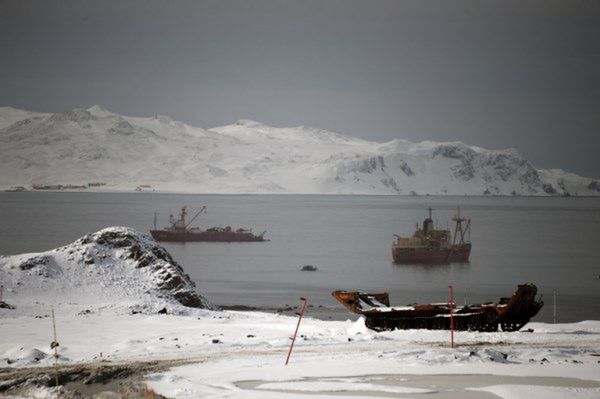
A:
588;180;600;191
81;227;216;310
398;161;414;176
432;144;475;161
542;183;557;195
17;256;49;271
0;301;15;309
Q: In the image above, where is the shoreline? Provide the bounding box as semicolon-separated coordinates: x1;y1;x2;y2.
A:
2;189;600;198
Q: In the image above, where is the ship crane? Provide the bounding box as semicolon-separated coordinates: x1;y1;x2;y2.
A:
185;206;207;229
167;206;206;230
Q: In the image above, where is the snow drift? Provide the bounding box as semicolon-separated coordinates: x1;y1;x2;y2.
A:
0;227;215;313
0;105;598;196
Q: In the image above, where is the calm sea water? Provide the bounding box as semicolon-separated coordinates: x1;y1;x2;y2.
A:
1;192;599;323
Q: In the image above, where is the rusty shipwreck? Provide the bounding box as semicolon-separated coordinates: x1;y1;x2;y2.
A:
392;208;471;264
150;206;267;242
332;284;543;332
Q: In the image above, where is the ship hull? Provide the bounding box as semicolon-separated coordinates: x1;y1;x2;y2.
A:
150;230;266;242
392;243;471;264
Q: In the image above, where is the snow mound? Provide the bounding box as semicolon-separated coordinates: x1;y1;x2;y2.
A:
0;227;215;312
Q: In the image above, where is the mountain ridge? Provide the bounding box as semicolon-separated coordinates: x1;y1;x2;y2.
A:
0;105;598;196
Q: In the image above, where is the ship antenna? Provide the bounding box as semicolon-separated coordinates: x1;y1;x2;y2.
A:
428;207;432;219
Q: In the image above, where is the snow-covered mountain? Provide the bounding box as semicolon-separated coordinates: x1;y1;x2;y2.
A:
0;105;598;196
0;227;215;313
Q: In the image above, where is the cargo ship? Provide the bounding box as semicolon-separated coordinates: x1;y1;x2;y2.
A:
150;206;267;242
332;284;543;332
392;208;471;264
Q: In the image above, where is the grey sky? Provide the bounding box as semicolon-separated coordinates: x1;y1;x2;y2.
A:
1;0;599;177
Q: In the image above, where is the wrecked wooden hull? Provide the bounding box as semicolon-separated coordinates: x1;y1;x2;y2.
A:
332;284;543;332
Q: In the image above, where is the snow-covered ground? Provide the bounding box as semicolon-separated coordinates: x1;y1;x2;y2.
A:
1;105;598;196
1;309;599;398
1;228;599;398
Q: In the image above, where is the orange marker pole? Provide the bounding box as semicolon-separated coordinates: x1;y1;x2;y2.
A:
448;285;455;349
51;309;60;399
285;297;308;365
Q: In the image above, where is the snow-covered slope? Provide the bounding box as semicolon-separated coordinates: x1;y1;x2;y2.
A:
0;227;215;313
0;105;598;196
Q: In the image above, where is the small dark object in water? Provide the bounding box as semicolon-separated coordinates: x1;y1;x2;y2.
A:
301;265;318;271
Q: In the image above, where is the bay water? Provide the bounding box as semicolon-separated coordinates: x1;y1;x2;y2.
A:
1;192;598;323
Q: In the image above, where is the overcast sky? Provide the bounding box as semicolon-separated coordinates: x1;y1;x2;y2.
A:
1;0;599;177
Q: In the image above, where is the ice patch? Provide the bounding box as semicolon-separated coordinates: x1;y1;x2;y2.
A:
256;380;435;394
469;385;600;399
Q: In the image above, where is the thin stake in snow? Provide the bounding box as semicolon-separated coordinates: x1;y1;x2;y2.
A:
50;308;60;399
285;297;308;366
0;283;3;302
144;385;156;399
448;285;455;349
553;289;557;324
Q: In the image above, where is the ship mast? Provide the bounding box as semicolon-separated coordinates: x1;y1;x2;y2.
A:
179;206;187;228
451;206;470;245
169;206;188;229
167;205;208;230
